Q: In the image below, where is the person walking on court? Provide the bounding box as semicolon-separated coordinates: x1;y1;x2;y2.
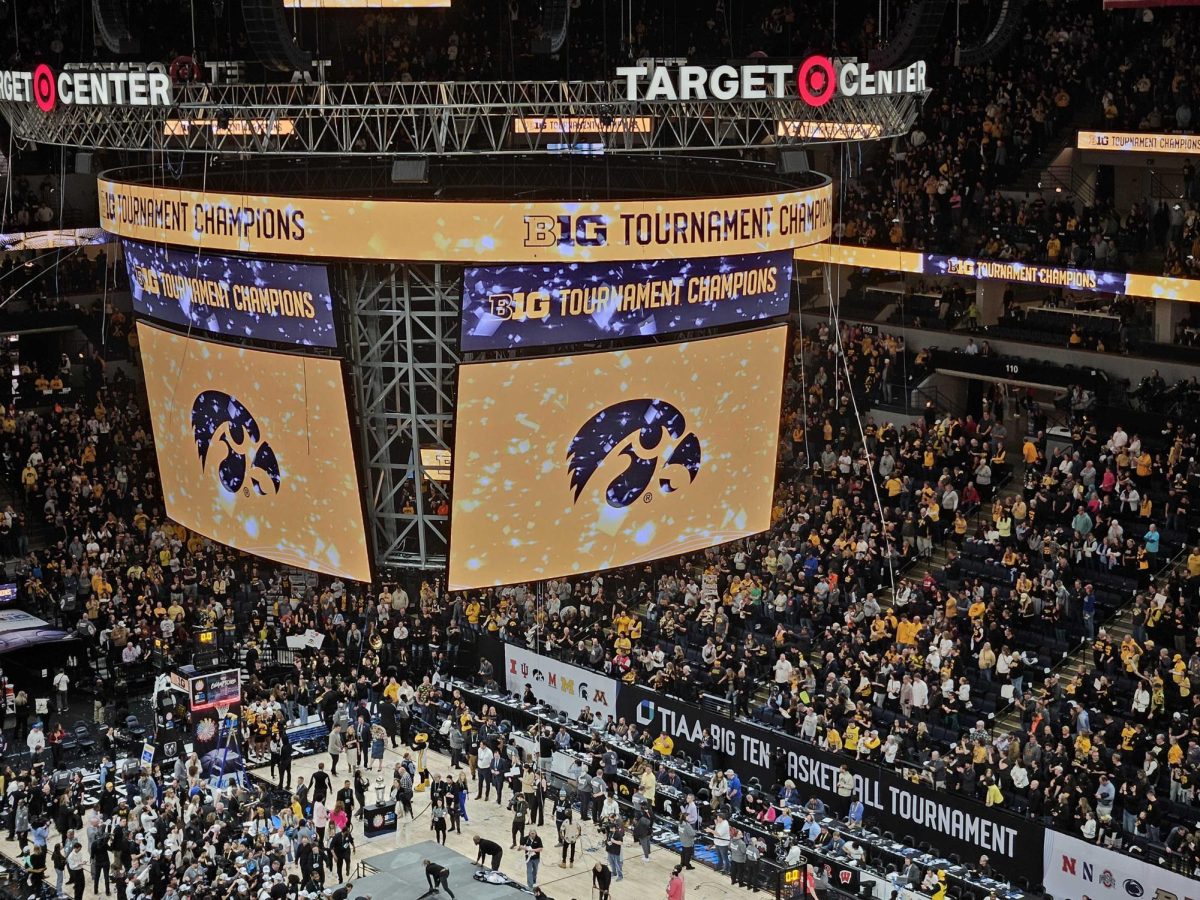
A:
634;809;653;861
605;819;625;881
559;812;580;868
667;865;686;900
430;801;448;845
509;792;528;849
677;812;696;870
523;827;543;888
328;727;343;777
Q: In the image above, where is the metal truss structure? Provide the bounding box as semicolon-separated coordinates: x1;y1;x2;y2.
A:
0;80;925;156
346;262;460;571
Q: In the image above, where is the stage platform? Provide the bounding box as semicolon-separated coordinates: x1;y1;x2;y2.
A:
344;841;531;900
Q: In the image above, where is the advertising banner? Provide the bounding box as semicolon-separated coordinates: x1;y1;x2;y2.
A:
618;683;1045;882
1078;130;1200;154
460;250;793;351
98;177;832;263
796;243;1200;304
1043;831;1198;900
503;643;619;721
188;669;243;783
122;239;337;347
924;254;1128;293
137;321;372;582
448;327;787;590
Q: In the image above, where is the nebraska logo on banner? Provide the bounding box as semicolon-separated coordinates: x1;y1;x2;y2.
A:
1043;831;1198;900
504;644;618;721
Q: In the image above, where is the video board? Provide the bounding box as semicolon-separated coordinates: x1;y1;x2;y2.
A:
448;326;787;591
137;321;371;582
123;239;337;347
460;250;792;351
98;177;832;263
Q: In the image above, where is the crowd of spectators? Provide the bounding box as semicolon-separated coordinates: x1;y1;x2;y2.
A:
467;321;1200;863
0;294;1194;900
836;3;1200;273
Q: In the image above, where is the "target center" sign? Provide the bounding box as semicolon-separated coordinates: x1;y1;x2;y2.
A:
0;64;172;111
616;56;927;106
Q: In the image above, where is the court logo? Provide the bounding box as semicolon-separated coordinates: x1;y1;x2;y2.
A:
566;398;701;509
191;390;281;496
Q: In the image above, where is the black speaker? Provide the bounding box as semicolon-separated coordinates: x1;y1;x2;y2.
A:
92;0;139;54
532;0;571;54
956;0;1027;67
74;152;93;175
777;149;810;175
868;0;951;70
391;159;429;183
242;0;312;73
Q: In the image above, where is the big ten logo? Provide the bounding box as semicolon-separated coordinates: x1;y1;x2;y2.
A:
1094;133;1109;146
487;290;551;322
710;723;738;756
523;214;608;248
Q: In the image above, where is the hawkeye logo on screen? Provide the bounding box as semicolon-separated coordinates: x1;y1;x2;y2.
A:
566;398;701;509
191;391;282;497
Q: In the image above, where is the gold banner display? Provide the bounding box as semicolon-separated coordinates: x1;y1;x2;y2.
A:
793;242;925;273
448;326;788;591
137;322;372;582
97;177;832;263
1077;131;1200;155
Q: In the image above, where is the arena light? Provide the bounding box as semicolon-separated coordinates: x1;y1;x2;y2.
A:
513;115;652;134
164;118;296;137
777;120;883;140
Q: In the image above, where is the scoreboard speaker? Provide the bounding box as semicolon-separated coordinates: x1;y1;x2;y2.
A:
777;149;810;175
532;0;571;54
242;0;312;73
868;0;951;70
91;0;139;54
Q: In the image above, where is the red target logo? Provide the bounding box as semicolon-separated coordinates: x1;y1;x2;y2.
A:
797;55;836;107
32;64;56;112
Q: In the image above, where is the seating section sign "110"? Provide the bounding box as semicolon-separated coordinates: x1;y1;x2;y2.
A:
460;249;792;351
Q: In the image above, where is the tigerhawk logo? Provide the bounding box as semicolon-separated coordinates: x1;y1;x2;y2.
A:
191;391;281;496
565;398;701;509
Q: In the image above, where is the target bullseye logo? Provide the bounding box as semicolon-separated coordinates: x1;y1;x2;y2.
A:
797;55;836;107
31;64;56;112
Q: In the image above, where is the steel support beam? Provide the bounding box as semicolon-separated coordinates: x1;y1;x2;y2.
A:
347;262;459;571
0;80;926;156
